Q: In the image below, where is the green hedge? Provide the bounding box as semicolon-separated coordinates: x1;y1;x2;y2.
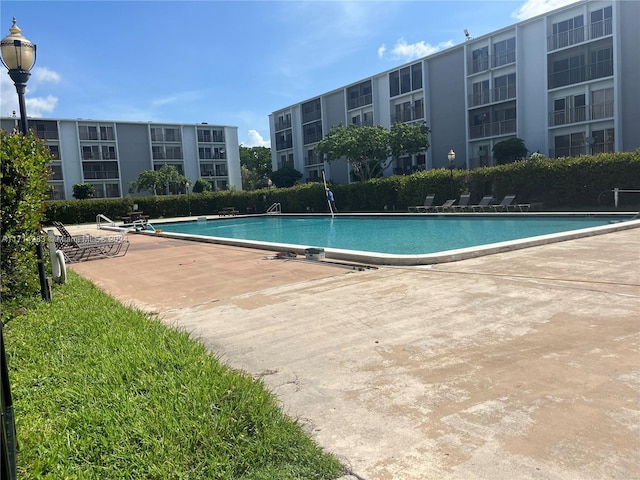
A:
1;130;52;306
44;151;640;225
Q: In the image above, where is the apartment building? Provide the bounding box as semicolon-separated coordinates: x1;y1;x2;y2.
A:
269;0;640;184
0;117;242;199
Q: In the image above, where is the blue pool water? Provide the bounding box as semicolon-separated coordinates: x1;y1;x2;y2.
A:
156;215;631;255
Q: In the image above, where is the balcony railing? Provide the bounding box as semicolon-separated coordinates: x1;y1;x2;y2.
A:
547;18;613;51
548;59;613;89
390;108;424;124
469;119;516;139
302;110;321;124
468;50;516;74
274;119;292;131
81;153;118;160
347;94;373;110
548;101;613;126
469;85;516;107
82;170;119;180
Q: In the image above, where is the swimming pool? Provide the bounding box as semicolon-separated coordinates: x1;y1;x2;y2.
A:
151;213;639;266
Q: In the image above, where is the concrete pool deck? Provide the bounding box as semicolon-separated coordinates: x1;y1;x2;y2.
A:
66;222;640;480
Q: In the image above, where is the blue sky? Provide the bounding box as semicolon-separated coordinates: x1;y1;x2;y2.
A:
1;0;578;147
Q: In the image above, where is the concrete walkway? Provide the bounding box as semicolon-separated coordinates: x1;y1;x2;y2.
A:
67;226;640;480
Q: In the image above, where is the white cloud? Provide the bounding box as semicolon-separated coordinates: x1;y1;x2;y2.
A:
243;130;270;148
512;0;580;21
26;95;58;116
379;37;454;62
0;73;58;117
32;66;61;84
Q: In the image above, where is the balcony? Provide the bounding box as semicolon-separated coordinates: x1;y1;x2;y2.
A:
274;118;292;131
548;101;613;127
390;108;424;124
469;119;516;139
548;59;613;89
468;50;516;74
547;19;612;51
469;85;516;107
347;94;373;111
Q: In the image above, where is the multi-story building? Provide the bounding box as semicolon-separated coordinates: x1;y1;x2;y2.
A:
0;117;242;199
269;0;640;184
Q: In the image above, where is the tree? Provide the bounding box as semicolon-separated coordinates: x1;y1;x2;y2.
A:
493;137;528;165
270;166;302;188
130;165;189;195
192;178;212;193
389;121;431;161
72;183;95;200
240;146;272;187
315;123;391;181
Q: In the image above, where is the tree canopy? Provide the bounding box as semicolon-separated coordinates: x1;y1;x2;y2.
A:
492;137;528;165
240;146;272;190
130;165;190;195
72;183;95;200
270;166;302;188
314;122;430;181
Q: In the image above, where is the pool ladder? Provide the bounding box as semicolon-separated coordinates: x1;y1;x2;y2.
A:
267;202;282;215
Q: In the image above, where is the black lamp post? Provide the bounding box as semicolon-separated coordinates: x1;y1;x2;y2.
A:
1;18;50;303
447;149;456;193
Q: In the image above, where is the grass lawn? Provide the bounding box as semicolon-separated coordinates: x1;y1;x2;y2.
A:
4;271;343;479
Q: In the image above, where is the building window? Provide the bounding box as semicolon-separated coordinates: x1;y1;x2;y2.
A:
347;80;372;110
275;129;293;151
591;87;613;120
591;128;614;153
165;146;182;160
551;94;585;126
389;62;422;97
48;144;60;160
152;145;165;159
550;15;584;50
302;99;321;123
197;129;212;142
32;120;58;140
471;46;489;73
553;132;585;157
275;112;292;131
362;111;374;126
101;145;116;160
82;145;100;160
590;6;612;39
303;120;323;145
494;73;516;102
493;37;515;67
150;127;164;142
49;164;63;180
47;184;65;200
472;80;490;106
79;125;99;140
164;128;181;142
83;161;119;180
100;126;115;141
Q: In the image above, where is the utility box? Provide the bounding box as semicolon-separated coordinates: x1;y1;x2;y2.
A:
305;248;325;260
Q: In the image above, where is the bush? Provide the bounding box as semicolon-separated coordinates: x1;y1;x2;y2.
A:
0;130;52;307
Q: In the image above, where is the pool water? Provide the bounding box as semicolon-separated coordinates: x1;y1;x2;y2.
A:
156;215;631;255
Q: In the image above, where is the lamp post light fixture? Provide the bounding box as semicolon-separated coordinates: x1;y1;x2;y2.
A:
447;149;456;192
1;18;50;303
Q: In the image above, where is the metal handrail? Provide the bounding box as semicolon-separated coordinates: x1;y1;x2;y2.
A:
266;202;282;215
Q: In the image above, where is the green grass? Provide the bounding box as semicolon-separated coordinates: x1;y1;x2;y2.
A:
4;271;343;479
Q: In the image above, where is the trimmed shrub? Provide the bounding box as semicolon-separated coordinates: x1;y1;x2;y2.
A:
1;130;52;306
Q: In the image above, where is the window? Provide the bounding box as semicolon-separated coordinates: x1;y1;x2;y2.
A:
101;145;116;160
212;128;224;142
150;127;164;142
79;125;99;140
302;99;321;123
199;147;213;160
591;87;613;119
275;113;292;131
494;73;516;102
198;129;212;142
100;126;115;141
591;128;614;153
200;162;215;176
362;111;374;126
82;145;100;160
471;47;489;73
33;121;58;140
49;164;63;180
152;146;165;159
82;161;119;179
493;37;515;67
48;145;60;160
165;146;182;159
414;98;424;120
275;130;292;151
347;80;372;110
303;120;322;145
590;6;612;39
389;62;422;97
554;132;585;157
590;46;613;79
411;63;422;90
551;15;584;49
549;54;585;88
164;128;181;142
472;80;490;106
